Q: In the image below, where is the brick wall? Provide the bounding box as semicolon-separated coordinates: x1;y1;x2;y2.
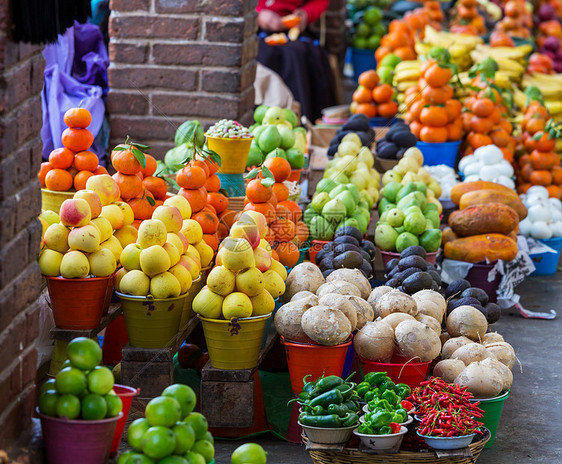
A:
107;0;259;157
0;9;44;450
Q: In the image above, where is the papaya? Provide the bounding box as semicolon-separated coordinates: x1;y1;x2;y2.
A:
450;181;514;205
444;234;518;263
448;203;519;237
459;189;527;220
441;226;458;245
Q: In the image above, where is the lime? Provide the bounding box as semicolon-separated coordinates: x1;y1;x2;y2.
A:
356;23;370;38
253;105;269;124
55;367;87;395
352;37;367;49
119;452;154;464
162;384;197;417
203;431;214;445
183;412;208;440
61;359;73;369
145;396;182;427
38;390;59;416
87;366;114;395
192;440;214;463
231;443;268;464
367;35;380;50
142;426;176;459
67;337;102;370
128;418;151;450
159;457;189;464
172;422;196;454
116;450;135;464
184;452;205;464
364;7;382;25
40;378;57;395
56;394;81;419
105;393;123;417
81;393;107;420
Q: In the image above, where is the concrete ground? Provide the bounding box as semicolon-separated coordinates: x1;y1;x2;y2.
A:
214;275;562;463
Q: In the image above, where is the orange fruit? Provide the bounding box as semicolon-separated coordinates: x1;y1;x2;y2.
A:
204;174;221;192
190;159;210;177
372;84;394;104
38;162;53;188
355;103;377;118
112;147;143;175
535;133;556;152
244;202;276;224
490;128;510;148
64;108;92;129
265;227;275;243
275;202;292;220
141;154;157;177
94;165;109;175
278;200;302;223
358;70;380;89
217;222;229;240
274;241;300;268
178;187;207;213
193;211;219;234
176;165;207;189
445;99;462;122
271;248;279;260
203;157;219;175
471;98;495;118
420;126;448;143
74;170;94;190
112;171;143;200
45;169;73;191
219;209;237;229
61;128;94;152
49;147;75;169
377;101;398;118
295;221;309;245
203;233;219;251
74;151;99;172
272;182;289;202
469;133;493;149
246;178;272;203
352;86;372;104
263;158;291;183
470;116;494;134
420;106;449;127
423;63;452;87
207;192;229;214
530;170;553;186
552;166;562;185
142;176;168;201
128;196;154;220
203;204;217;215
271;218;296;241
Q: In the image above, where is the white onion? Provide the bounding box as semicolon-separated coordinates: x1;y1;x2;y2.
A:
528;204;552;223
549;198;562;211
464;161;483;176
480;165;501;181
464;174;481;183
552;208;562;222
474;144;504;164
550;221;562;237
496;161;514;177
530;221;553;239
518;218;532;236
526;186;549;200
494;175;515;190
458;155;475;173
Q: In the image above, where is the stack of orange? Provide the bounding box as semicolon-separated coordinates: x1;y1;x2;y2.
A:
375;20;417;62
489;30;515;47
516;101;562;198
526;53;555;74
493;0;532;39
38;108;108;192
404;60;463;144
350;70;398;118
450;0;486;35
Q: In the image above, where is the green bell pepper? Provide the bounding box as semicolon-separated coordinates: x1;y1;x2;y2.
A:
358;423;374;434
379;378;395;393
364;372;387;387
379;426;392;435
364;390;376;403
382;389;398;407
395;408;408;422
366;411;392;428
356;382;371;398
395;383;411;399
391;412;404;423
369;398;392;412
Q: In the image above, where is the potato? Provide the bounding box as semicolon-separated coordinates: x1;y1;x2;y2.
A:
346;295;374;329
354;320;395;362
441;336;473;359
274;299;316;343
446;305;488;341
383;313;416;331
454;362;504;398
316;280;361;298
367;286;393;318
301;305;352;346
482;332;505;345
451;343;491;365
327;268;371;299
291;291;318;303
433;359;466;383
283;263;325;302
481;357;513;391
412;290;446;323
440;331;451;345
415;314;441;335
319;293;358;331
375;290;417;318
485;342;516;369
394;320;441;362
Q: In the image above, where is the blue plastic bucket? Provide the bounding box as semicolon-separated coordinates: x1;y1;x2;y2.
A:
416;140;461;167
370;117;398;127
351;48;376;82
217;173;245;197
530;237;562;276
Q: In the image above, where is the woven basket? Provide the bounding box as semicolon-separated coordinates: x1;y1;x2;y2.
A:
305;428;489;464
228;196;246;212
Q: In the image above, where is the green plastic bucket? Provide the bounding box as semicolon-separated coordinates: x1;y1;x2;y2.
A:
117;292;185;348
471;390;509;448
179;276;203;330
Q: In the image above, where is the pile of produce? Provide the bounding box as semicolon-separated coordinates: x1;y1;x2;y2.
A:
445;278;501;324
470;44;529;85
458;145;515;190
356;372;412;406
384;246;442;293
119;384;215;462
38;108;108;192
163;120;205;172
349;5;386;51
38;338;122;420
535;7;562;72
376;53;403;86
521;72;562;120
449;0;487;35
350;70;398;118
327;114;375;158
424;165;459;200
492;0;532;39
248;106;306;170
375;119;418;160
518;186;562;238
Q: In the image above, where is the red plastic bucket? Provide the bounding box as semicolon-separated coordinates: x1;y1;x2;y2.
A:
380;250;438;266
288;169;303;182
308;240;329;265
109;385;140;456
281;336;352;395
101;274;115;316
46;275;113;329
465;261;501;304
39;409;121;464
102;314;129;366
359;356;431;389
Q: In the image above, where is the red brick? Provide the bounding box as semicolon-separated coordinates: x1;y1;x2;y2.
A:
0;266;40;332
109;115;184;141
205;19;244;43
22;347;37;386
109;15;199;40
153;43;250;67
239;87;256;116
198;0;257;16
0;384;35;450
109;42;148;64
0;181;41;247
0;97;42;157
0;313;26;362
25;300;40;346
108;66;198;91
201;69;241;93
151;93;239;118
241;62;257;90
0;229;32;289
109;0;150;11
244;12;259;38
155;0;198;13
107;90;149;115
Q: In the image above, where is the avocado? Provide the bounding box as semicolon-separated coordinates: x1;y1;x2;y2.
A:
318;253;334;272
336;129;353;143
399;245;427;259
396;183;418;202
385;258;399;273
342;114;371;132
334;243;363;256
356;131;372;147
377;142;398;159
395;131;417;148
395;267;424;283
402;271;433;294
360;259;373;278
327;143;338;158
486;303;501;324
431;281;440;291
447;297;481;315
396;147;407;159
322;269;334;279
445;279;471;299
334;251;364;269
461;288;489;306
316;244;334;263
386;278;401;288
428;269;441;286
398;255;428;271
473;304;488;319
362;240;377;258
334;235;360;248
335;226;364;243
387;264;402;279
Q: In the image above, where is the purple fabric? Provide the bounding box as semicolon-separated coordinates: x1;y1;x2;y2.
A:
72;21;109;90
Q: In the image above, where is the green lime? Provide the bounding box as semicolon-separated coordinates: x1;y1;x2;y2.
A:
81;393;107;420
105;393;123;417
55;367;87;395
40;378;57;395
56;394;81;419
67;337;102;370
231;443;268;464
183;413;208;441
145;396;182;427
142;426;176;459
162;384;197;417
183;452;205;464
364;7;382;25
367;35;380;50
119;452;154;464
61;359;73;369
128;418;151;450
203;431;214;445
356;23;370;38
116;450;135;464
87;366;114;395
253;105;269;124
172;422;196;455
39;390;59;416
191;440;214;463
159;457;189;464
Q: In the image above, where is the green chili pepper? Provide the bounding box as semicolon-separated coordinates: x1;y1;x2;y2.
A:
379;378;395;392
366;411;392;428
302;404;326;415
334;384;355;401
327;403;350;418
298;413;341;428
356;382;371;398
315;375;344;393
364;372;387;387
394;383;411;399
342;400;358;411
364;390;376;403
379;426;392;435
342;412;359;427
309;388;343;408
382;390;398;406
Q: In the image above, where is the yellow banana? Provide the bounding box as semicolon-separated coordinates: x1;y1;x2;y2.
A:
394;69;421;83
396;81;419;92
395;60;420;72
545;100;562;115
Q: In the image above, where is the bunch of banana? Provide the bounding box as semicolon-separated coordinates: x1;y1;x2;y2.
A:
470;44;532;83
393;60;421;92
521;74;562;116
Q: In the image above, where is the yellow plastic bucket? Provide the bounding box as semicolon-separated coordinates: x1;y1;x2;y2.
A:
199;313;271;370
206;136;253;174
42;189;75;214
49;339;70;376
179;276;203;329
117;292;185;348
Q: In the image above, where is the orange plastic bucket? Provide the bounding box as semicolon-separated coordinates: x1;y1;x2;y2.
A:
281;336;352;395
46;275;113;329
308;240;329;265
288;169;303;182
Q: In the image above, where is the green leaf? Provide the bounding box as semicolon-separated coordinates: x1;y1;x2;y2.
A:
246;168;259;179
549;128;556;140
261;165;273;178
147;196;155;206
112;146;127;152
532;132;543;141
132;147;147;169
261;177;275;187
132;142;151;150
